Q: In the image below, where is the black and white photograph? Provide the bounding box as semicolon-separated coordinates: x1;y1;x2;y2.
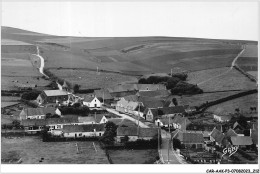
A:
1;1;259;173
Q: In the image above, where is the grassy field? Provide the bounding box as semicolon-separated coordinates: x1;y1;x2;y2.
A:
107;149;158;164
198;69;257;92
1;51;49;90
1;136;109;164
170;91;243;107
48;69;138;89
207;94;257;114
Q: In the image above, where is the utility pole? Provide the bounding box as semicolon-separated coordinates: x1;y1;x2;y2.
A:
168;115;170;164
137;102;140;137
103;89;105;105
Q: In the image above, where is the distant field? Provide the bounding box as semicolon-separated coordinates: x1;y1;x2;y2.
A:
107;149;158;164
171;91;243;107
1;53;49;90
207;94;257;114
187;67;230;85
198;69;257;92
1;137;108;164
48;69;138;89
240;44;258;57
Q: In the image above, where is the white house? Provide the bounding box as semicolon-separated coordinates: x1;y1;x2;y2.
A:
19;107;61;120
81;95;101;108
47;117;79;131
51;124;105;138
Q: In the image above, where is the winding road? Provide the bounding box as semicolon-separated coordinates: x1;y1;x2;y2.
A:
31;46;49;78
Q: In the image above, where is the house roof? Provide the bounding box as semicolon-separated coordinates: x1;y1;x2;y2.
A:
21;107;57;116
225;128;238;138
14;83;36;88
83;95;95;102
117;127;158;137
231;136;253;146
136;84;166;91
119;119;137;127
210;128;225;144
94;89;113;100
117;98;139;110
78;116;96;123
137;90;170;98
142;100;165;109
21;119;47;126
107;118;124;125
62;124;105;133
62;81;68;88
176;132;204;144
43;90;68;96
46;117;79;125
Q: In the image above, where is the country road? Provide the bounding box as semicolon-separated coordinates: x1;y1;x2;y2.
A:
31;46;49;78
105;108;149;128
197;49;245;85
160;130;187;164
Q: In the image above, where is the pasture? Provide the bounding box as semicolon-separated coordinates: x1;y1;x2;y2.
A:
207;94;257;114
1;137;109;164
198;69;257;92
48;69;138;89
171;91;242;107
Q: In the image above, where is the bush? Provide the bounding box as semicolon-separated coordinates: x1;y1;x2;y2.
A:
171;73;188;81
59;106;90;116
172;138;182;150
166;77;181;89
21;90;41;100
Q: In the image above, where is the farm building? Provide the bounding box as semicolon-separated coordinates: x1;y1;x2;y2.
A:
21;119;46;133
116;97;140;115
36;90;69;105
51;124;105;138
19;107;61;120
144;106;187;122
107;84;137;98
116;127;159;143
209;128;225;146
136;89;170;99
47;117;79;131
173;131;204;149
79;95;101;108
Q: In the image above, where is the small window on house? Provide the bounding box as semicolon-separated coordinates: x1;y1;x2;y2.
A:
79;133;82;137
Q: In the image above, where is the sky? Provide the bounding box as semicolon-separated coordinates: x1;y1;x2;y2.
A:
1;1;259;40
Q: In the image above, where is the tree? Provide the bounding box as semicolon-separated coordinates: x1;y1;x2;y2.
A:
166;77;181;89
171;98;178;106
100;121;118;145
172;138;182;150
73;84;80;93
21;90;41;100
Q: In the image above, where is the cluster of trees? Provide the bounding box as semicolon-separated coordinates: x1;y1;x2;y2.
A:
58;106;90;116
100;121;117;145
21;90;41;100
73;84;100;94
170;81;203;95
138;73;203;95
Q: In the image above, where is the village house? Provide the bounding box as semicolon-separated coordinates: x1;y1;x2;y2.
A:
51;124;105;138
172;115;191;130
144;106;187;122
19;107;61;120
79;95;101;108
116;97;140;115
47;117;79;131
21;119;46;133
116;127;159;143
94;89;114;104
62;81;69;91
36;90;69;105
173;130;204;149
213;114;232;123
